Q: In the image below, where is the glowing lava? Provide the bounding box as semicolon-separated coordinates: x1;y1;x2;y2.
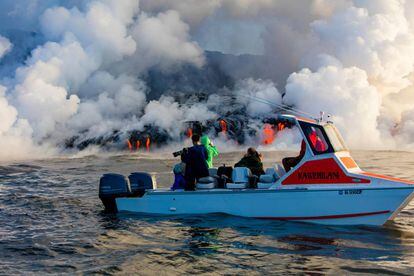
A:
262;123;275;145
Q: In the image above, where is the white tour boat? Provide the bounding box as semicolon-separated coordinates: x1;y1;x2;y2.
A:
98;115;414;226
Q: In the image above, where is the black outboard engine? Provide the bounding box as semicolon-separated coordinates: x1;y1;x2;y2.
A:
128;172;157;195
99;173;131;213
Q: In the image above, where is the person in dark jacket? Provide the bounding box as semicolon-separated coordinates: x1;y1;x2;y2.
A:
234;147;265;177
182;134;209;190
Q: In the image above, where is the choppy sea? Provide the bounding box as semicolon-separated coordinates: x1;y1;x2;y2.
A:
1;150;413;275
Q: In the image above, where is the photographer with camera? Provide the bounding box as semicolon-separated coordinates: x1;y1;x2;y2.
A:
181;134;209;191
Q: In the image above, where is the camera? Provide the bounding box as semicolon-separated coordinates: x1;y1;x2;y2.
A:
172;148;188;157
172;150;183;157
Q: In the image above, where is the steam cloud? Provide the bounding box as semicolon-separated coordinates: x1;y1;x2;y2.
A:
0;35;12;59
1;0;414;160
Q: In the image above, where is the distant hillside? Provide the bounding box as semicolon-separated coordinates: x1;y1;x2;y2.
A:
144;51;282;100
0;31;283;101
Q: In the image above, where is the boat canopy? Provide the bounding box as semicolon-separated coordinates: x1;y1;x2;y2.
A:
296;118;348;155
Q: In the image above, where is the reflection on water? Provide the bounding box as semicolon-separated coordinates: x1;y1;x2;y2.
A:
0;150;413;274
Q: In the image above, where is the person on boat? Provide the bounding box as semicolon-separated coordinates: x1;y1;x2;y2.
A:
171;163;186;190
282;139;306;172
234;147;265;177
181;134;210;191
201;135;219;168
309;128;327;152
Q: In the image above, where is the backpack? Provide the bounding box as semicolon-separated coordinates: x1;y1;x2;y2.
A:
217;165;233;188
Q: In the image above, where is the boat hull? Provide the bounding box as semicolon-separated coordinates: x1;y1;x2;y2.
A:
115;187;414;226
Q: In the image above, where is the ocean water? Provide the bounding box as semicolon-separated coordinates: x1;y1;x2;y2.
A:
0;150;413;275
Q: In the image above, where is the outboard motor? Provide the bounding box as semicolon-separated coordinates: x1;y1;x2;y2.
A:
128;172;157;195
99;173;131;213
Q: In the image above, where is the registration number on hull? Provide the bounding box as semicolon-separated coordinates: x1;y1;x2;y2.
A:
339;189;362;195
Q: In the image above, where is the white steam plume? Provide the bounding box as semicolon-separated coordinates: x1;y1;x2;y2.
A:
284;64;382;148
282;0;414;148
140;96;217;139
0;35;12;59
0;0;140;159
0;0;207;160
1;0;414;161
235;78;282;117
131;10;205;70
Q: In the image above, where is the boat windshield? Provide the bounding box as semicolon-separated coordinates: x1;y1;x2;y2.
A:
323;124;348;152
298;121;334;155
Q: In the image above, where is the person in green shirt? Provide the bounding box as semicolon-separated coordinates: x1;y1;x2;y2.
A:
200;135;219;168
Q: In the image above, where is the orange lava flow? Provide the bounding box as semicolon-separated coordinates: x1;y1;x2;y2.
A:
187;128;193;138
219;120;228;133
262;124;275;145
146;137;151;151
126;139;133;151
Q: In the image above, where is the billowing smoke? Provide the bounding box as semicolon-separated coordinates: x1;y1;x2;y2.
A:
283;0;414;149
235;78;282;117
1;0;414;160
284;65;381;148
0;0;207;160
0;35;12;59
131;10;205;70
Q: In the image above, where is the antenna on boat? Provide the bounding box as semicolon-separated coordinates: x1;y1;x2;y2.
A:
317;111;325;123
241;95;318;120
317;111;334;124
326;113;333;124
